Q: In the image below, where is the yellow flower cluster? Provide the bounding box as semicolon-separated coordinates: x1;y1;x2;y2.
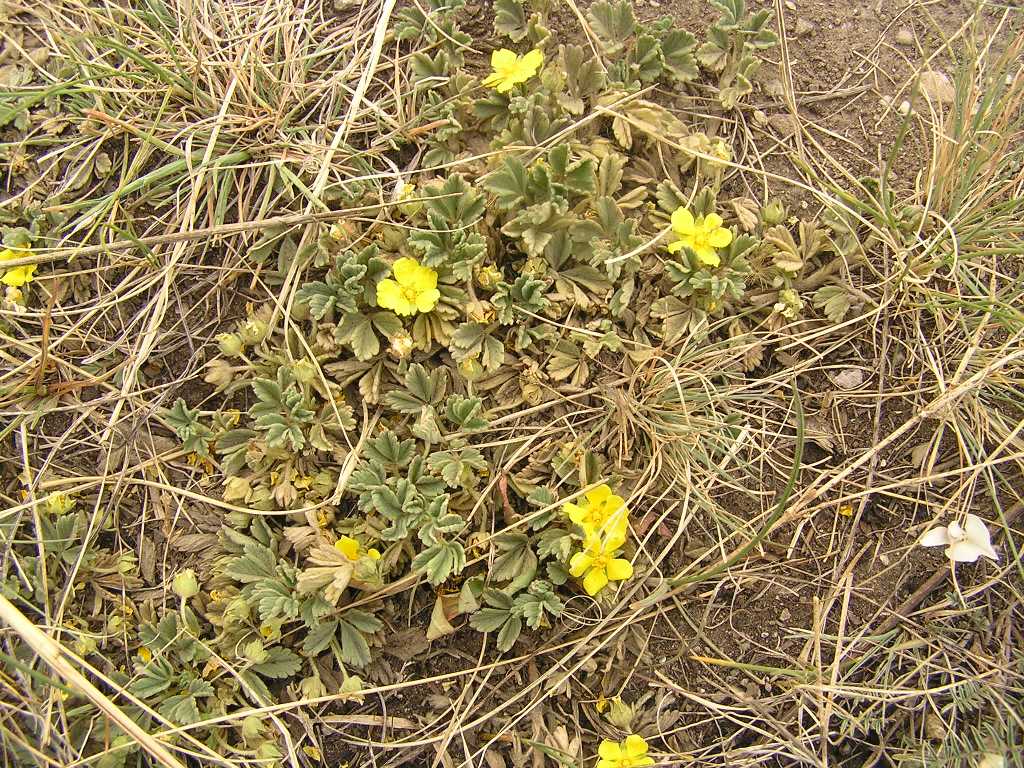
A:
482;48;543;93
666;206;733;267
334;535;381;562
564;484;634;596
376;257;440;316
597;735;654;768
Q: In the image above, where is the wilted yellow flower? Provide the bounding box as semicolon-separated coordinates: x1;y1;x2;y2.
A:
45;492;75;515
482;48;543;93
596;734;654;768
335;536;381;561
569;534;633;596
667;207;733;267
563;484;628;540
389;330;415;359
376;257;440;316
0;247;36;288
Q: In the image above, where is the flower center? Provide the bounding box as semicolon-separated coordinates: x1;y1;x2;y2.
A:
691;231;711;250
401;286;419;302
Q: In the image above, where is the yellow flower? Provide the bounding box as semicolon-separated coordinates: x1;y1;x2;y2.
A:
335;536;381;561
482;48;544;93
563;484;628;540
0;247;36;288
137;646;153;663
376;257;440;316
667;207;733;267
569;534;633;596
596;735;654;768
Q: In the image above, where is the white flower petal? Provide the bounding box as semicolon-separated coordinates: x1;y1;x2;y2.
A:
964;514;998;560
919;527;950;547
946;539;982;563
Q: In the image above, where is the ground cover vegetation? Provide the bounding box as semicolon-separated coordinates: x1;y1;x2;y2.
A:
0;0;1022;766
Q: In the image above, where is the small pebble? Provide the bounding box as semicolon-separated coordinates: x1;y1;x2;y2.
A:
895;28;914;46
794;18;815;36
785;0;796;9
898;99;912;116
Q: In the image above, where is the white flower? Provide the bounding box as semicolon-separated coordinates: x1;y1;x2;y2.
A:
919;513;998;563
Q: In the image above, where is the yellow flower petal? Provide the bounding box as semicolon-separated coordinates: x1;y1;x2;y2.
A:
703;213;724;230
335;536;360;561
415;287;440;313
606;557;633;582
582;567;609;596
569;551;594;578
624;735;648;757
586;484;612;504
598;740;623;760
491;48;518;70
707;227;733;248
694;247;721;267
671;207;696;236
392;257;419;285
520;48;543;73
376;278;405;312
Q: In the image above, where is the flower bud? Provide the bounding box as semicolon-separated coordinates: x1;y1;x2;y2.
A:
520;379;542;406
397;183;423;217
239;319;268;345
458;357;484;381
292;359;317;384
172;569;200;599
216;332;244;357
761;199;787;227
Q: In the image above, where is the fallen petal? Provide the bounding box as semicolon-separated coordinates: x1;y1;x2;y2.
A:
919;527;950;547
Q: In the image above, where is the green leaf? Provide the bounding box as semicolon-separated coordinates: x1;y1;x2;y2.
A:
251;647;301;679
226;543;278;583
813;284;853;324
302;620;339;656
338;619;372;667
164;399;212;457
342;608;383;634
484;157;530;210
427;447;488;489
631;34;663;83
469;606;511;633
587;0;636;55
412;540;466;585
493;0;527;41
337;313;380;361
559;44;606;114
496;614;523;652
130;658;174;699
660;30;698;81
364;430;415;467
445;394;488;432
514;582;564;629
490;532;538;590
406;363;448;404
422;175;485;225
